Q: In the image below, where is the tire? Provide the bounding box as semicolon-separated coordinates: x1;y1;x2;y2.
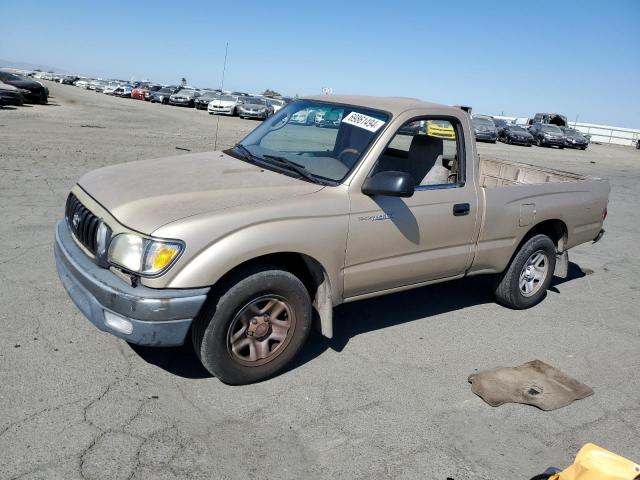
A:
192;267;312;385
493;234;556;309
536;138;542;147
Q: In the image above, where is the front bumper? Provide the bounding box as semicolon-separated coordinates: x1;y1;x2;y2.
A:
541;137;564;147
170;99;191;106
507;136;532;145
238;110;267;119
22;88;47;103
475;133;497;142
54;221;209;346
208;106;235;115
564;140;588;149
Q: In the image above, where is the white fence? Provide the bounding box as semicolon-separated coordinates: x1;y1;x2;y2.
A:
569;122;640;147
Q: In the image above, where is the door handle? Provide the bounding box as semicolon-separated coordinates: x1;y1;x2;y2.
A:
453;203;470;216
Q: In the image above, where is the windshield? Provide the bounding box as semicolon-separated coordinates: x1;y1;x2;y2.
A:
0;71;22;81
472;117;495;127
509;126;526;132
220;95;236;101
542;124;562;133
244;98;267;105
233;100;390;184
176;89;195;95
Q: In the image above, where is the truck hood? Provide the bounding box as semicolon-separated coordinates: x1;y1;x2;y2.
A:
78;151;324;234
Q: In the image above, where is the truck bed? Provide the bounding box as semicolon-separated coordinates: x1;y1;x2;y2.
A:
479;157;586;187
470;156;609;276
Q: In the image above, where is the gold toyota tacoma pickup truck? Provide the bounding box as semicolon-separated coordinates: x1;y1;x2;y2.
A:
55;96;609;384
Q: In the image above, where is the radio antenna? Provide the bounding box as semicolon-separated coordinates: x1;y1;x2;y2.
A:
213;42;229;151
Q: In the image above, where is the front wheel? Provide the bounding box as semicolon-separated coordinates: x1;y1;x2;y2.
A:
192;267;312;385
493;234;556;309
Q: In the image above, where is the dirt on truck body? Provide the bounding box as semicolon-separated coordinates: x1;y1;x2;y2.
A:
54;95;609;384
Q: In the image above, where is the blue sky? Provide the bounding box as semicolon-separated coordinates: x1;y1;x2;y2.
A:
1;0;639;127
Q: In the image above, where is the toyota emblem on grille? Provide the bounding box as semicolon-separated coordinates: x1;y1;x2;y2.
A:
72;212;80;229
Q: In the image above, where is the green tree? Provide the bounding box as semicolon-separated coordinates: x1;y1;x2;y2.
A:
262;89;281;98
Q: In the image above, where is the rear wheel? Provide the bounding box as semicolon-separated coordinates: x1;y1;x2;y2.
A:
192;267;312;385
494;234;556;309
536;138;542;147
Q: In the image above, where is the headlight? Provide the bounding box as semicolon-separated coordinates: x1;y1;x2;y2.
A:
108;233;183;276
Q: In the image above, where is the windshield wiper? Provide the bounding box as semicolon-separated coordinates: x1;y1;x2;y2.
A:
261;154;320;184
233;143;256;163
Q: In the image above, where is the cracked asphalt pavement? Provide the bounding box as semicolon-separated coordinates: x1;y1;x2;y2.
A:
1;82;639;479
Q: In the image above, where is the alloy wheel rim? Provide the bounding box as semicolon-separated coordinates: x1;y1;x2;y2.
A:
227;295;296;367
519;250;548;297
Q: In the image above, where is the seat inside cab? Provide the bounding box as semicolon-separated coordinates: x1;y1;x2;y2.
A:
373;120;459;186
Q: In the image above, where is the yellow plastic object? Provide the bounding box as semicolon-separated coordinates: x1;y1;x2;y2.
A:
550;443;640;480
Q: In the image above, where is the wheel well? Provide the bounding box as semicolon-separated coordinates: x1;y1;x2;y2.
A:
521;219;568;252
207;252;334;338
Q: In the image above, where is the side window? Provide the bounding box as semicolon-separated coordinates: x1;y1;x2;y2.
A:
372;118;462;187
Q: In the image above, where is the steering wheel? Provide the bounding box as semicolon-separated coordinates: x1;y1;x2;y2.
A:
337;148;360;162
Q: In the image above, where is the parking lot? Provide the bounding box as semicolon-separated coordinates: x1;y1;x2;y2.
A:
1;81;639;479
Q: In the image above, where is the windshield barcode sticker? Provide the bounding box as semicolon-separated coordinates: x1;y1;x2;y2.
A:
341;112;385;132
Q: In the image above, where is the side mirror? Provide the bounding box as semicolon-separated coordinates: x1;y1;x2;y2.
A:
362;171;414;197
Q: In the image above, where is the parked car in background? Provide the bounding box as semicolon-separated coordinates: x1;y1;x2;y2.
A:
61;76;79;85
169;89;200;107
289;107;319;125
131;86;148;100
113;85;133;98
471;116;497;143
195;90;221;110
532;112;568;127
499;124;534;146
315;108;343;128
144;85;163;101
237;97;274;119
149;87;177;104
529;123;565;148
208;94;243;115
94;81;108;93
266;97;285;112
426;119;456;139
0;82;26;106
75;79;90;89
492;118;509;135
103;83;121;95
560;127;589;150
0;71;48;103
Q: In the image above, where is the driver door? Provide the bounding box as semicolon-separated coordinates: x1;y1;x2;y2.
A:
343;117;480;298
